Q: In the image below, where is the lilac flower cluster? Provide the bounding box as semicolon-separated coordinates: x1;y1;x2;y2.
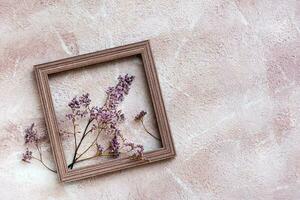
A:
135;110;147;121
79;93;91;107
106;74;135;109
66;93;91;120
22;148;33;162
109;135;120;158
88;74;134;132
124;142;144;160
96;143;104;155
24;123;38;144
68;97;80;110
65;74;145;167
68;93;91;110
133;145;144;159
90;107;113;123
22;124;36;163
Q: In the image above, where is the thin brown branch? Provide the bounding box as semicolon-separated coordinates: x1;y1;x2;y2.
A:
32;156;57;173
141;119;161;141
72;119;77;150
75;128;103;161
69;119;94;169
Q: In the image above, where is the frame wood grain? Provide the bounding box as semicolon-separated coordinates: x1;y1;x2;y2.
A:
34;40;176;182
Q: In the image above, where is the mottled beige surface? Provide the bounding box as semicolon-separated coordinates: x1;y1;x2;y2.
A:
0;0;299;199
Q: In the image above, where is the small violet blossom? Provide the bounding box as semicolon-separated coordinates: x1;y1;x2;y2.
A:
66;93;91;120
124;142;144;160
79;93;91;107
109;135;120;158
24;123;38;144
106;74;135;109
22;148;33;163
96;143;104;155
135;110;147;121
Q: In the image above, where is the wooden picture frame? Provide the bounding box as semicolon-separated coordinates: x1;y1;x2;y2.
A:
34;40;176;182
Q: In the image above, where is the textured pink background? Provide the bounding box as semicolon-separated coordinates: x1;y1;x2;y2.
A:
0;0;299;199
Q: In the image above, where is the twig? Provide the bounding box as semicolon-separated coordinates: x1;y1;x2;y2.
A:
72;119;77;149
33;142;56;173
75;128;103;161
69;119;94;169
32;157;57;173
141;119;161;141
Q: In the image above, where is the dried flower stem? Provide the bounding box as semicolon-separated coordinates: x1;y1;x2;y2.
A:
33;143;56;173
141;119;160;141
69;119;94;169
74;128;103;162
72;120;77;149
32;157;57;173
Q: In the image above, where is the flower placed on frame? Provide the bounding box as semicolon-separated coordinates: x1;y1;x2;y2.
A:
109;134;120;158
22;74;148;171
132;144;144;160
134;110;161;141
124;142;144;160
96;143;104;155
67;74;146;169
22;148;33;162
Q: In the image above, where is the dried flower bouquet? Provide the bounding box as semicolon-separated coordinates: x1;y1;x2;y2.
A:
22;74;160;172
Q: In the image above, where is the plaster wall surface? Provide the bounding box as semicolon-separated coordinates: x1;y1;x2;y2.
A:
0;0;299;199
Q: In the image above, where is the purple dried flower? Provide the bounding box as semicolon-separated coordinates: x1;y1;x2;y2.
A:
124;142;135;150
134;144;144;159
22;148;33;162
90;106;99;120
96;143;104;155
75;110;88;118
136;144;144;154
118;74;135;94
97;109;114;124
66;93;91;120
135;110;147;121
109;135;120;158
79;93;91;107
106;74;135;109
116;110;125;122
87;74;134;129
64;74;139;168
103;124;119;136
91;109;124;130
24;123;38;144
125;142;144;160
66;113;74;120
68;97;80;110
